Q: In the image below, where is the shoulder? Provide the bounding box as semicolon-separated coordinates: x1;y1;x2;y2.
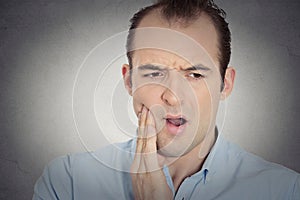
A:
226;139;298;177
33;139;135;199
47;139;135;176
54;139;134;169
224;138;300;198
33;154;74;199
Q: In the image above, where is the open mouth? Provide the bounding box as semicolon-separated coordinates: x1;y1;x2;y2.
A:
164;116;188;135
166;118;187;127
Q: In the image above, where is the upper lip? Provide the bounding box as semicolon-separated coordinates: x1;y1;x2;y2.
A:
164;114;188;121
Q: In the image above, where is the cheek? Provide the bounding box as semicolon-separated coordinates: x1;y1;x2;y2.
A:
197;93;211;119
132;86;163;115
194;85;214;116
195;83;221;123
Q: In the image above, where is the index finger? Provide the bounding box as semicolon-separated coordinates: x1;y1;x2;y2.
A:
136;107;157;153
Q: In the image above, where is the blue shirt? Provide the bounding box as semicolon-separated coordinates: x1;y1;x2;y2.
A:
33;135;300;199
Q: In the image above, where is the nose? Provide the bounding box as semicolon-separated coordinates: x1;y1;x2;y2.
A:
161;88;180;106
161;76;183;107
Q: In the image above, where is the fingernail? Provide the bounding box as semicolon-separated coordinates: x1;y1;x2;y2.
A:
147;109;152;119
139;106;143;115
142;105;147;113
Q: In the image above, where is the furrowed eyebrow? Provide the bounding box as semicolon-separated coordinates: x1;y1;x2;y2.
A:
137;64;210;72
138;64;166;71
183;64;211;71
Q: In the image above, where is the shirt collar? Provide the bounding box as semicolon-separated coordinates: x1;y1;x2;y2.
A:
186;127;222;183
202;128;222;170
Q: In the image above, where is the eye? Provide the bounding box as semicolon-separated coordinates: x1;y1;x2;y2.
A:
143;71;165;78
187;73;204;79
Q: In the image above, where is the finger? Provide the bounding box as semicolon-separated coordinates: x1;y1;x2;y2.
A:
143;111;161;171
136;106;147;153
138;105;147;130
144;110;157;151
138;110;159;172
145;110;156;135
133;106;148;172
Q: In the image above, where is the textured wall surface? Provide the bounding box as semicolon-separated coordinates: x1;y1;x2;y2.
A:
0;0;299;199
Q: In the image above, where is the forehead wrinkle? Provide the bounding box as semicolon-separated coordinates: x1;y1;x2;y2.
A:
133;50;180;67
133;50;214;73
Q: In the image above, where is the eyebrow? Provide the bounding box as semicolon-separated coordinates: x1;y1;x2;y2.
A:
182;64;211;71
137;64;211;71
138;64;166;71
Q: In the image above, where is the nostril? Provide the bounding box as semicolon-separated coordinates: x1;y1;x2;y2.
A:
161;88;180;106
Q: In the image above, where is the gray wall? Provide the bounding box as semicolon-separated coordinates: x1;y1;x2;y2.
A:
0;0;299;199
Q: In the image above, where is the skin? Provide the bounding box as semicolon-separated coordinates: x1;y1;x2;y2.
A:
131;106;173;199
122;9;235;199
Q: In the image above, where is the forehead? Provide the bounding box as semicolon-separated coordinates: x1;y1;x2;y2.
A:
132;49;214;72
132;9;220;68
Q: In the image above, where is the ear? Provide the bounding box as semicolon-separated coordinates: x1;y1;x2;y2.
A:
221;67;236;100
122;64;132;96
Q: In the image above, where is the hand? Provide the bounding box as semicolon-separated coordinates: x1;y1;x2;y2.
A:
130;106;173;200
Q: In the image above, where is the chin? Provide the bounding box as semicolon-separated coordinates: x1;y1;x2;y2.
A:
157;143;192;157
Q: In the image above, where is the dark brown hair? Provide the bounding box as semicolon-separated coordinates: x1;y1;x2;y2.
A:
126;0;231;87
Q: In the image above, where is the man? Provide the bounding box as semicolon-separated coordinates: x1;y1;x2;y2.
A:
33;0;300;199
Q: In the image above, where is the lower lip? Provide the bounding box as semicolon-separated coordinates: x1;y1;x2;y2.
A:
166;120;187;135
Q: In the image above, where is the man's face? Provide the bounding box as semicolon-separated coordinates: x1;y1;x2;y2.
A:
125;11;226;157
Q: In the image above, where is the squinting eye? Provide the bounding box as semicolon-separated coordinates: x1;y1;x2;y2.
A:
143;72;164;78
187;73;204;79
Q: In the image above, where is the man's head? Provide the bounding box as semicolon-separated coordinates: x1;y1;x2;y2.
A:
126;0;231;87
122;0;235;157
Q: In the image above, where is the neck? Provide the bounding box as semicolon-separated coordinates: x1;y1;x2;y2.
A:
167;128;217;192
